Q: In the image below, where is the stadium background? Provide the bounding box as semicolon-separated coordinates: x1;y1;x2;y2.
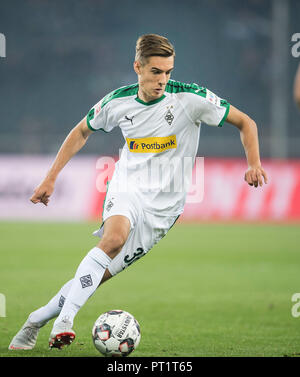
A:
1;0;300;358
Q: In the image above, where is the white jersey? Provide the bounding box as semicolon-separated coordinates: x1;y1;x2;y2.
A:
87;79;230;216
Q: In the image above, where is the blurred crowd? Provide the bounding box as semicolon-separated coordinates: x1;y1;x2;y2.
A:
0;0;299;157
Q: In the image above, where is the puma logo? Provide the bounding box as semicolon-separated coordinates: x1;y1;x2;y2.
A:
125;115;134;125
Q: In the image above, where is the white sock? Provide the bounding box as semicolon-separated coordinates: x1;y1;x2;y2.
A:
28;279;74;325
53;247;111;327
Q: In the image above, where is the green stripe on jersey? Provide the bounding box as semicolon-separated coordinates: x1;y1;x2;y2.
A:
87;83;139;131
86;108;96;131
101;83;139;108
86;107;109;132
218;100;230;127
165;79;207;97
166;79;230;127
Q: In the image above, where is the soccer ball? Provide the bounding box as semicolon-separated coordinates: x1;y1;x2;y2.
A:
92;310;141;357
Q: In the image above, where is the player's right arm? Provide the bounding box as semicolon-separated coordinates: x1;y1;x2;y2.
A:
30;117;94;206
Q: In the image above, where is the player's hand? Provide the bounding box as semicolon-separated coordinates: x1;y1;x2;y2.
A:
244;166;268;188
30;179;55;206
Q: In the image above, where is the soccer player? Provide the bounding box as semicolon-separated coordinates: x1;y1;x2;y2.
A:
9;34;268;350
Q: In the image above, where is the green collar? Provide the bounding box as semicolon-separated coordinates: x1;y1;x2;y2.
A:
135;94;166;106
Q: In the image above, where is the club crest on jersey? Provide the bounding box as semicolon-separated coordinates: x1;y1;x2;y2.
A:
127;135;177;153
164;106;174;126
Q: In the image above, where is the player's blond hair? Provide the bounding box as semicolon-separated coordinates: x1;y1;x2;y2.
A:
135;34;175;65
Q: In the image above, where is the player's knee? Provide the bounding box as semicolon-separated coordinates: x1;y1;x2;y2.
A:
98;232;127;258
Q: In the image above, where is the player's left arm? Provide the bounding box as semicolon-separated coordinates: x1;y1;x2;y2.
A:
225;105;268;188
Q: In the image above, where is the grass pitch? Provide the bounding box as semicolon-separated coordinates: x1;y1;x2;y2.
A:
0;221;300;357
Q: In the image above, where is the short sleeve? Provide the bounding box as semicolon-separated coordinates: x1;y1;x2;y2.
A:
86;97;116;133
179;87;230;127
